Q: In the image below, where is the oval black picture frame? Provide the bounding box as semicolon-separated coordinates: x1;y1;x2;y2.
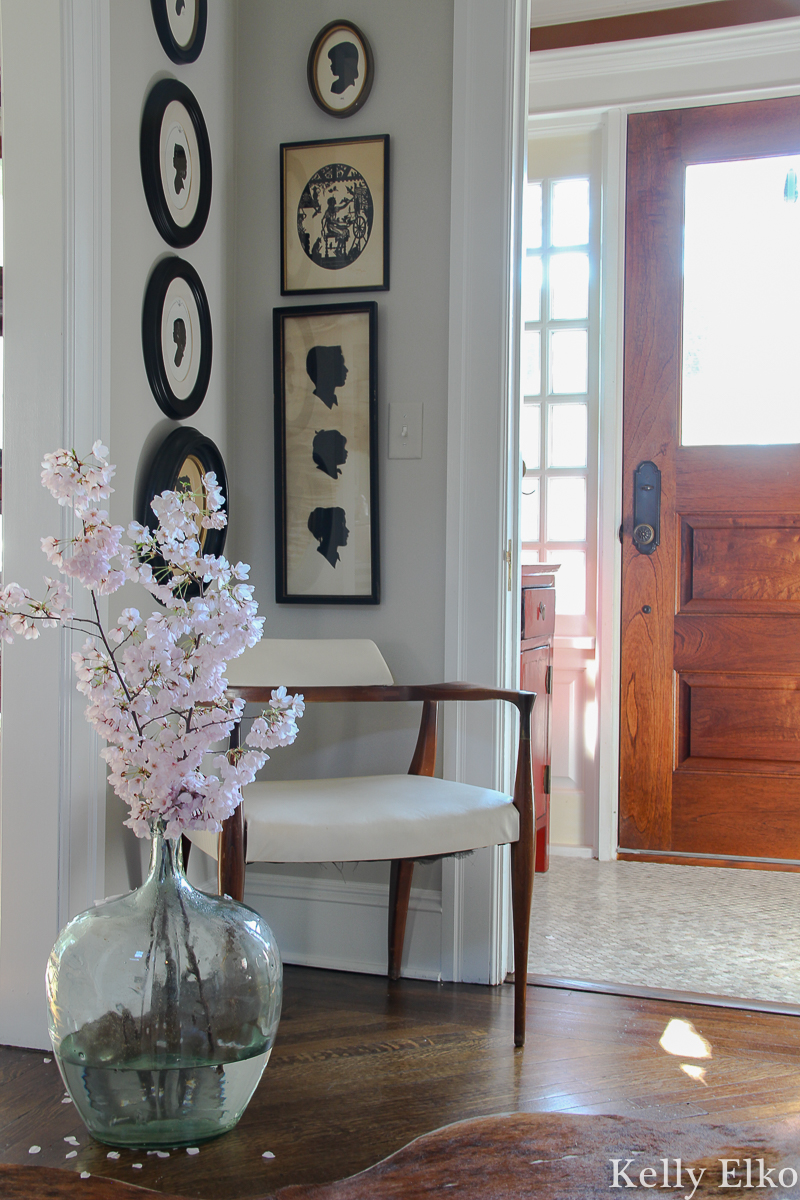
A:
142;257;213;420
138;426;228;600
150;0;207;65
140;78;212;248
307;20;374;119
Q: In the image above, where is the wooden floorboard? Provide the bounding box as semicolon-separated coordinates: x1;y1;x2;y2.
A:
1;966;800;1198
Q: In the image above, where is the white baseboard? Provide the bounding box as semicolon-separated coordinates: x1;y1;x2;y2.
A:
243;871;444;982
548;844;594;858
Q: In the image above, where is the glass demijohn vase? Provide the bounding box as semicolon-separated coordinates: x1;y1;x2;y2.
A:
45;825;282;1148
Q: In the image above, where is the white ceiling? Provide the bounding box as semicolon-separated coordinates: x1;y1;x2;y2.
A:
531;0;728;26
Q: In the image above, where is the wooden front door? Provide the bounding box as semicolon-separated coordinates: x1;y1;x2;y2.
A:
619;96;800;865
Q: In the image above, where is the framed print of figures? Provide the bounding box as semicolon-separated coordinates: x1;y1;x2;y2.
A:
281;135;389;295
142;257;212;420
274;302;379;604
140;79;212;248
307;20;374;119
150;0;207;64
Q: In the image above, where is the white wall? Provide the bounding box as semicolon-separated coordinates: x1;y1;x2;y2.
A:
228;0;455;968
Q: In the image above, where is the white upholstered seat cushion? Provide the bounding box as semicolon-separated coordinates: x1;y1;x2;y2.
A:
189;775;519;863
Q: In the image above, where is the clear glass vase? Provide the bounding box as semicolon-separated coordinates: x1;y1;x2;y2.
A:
45;825;282;1148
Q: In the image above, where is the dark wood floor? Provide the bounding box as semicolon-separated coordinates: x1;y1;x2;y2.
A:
2;966;800;1199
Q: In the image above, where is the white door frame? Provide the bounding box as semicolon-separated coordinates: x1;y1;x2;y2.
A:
0;0;110;1050
528;16;800;863
442;0;531;985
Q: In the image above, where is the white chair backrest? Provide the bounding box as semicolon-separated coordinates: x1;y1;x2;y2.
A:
225;639;394;688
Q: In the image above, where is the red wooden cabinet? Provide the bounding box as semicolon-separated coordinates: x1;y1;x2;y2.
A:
520;566;555;873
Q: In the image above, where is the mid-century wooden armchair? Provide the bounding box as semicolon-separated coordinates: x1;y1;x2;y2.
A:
186;640;536;1046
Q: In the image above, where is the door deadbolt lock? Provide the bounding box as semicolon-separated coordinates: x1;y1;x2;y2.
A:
632;461;661;555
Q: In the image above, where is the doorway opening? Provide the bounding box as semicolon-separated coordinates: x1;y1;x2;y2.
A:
524;91;800;1009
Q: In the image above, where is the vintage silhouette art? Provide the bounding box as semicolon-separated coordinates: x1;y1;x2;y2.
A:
172;316;187;368
312;430;349;479
173;143;188;196
306;344;348;408
297;164;373;271
140;78;212;247
307;506;350;568
329;41;359;94
150;0;207;64
307;20;374;119
142;256;212;420
274;301;379;604
281;136;389;294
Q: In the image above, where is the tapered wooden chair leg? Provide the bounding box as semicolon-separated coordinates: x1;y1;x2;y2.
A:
510;838;534;1047
388;858;415;980
218;804;246;902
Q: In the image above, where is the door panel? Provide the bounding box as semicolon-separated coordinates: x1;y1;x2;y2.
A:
619;96;800;863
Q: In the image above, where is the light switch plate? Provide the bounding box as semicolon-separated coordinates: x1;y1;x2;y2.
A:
388;402;423;459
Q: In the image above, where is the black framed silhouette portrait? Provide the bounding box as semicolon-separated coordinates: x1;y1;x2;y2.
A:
273;302;379;604
307;20;374;119
150;0;207;65
142;256;212;420
140;79;212;248
281;135;389;295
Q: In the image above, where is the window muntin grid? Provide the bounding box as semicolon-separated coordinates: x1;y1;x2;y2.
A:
520;171;595;630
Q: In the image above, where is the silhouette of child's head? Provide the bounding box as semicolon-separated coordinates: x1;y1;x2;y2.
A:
173;317;187;368
306;345;348;409
173;143;188;195
328;41;359;95
312;429;348;480
307;506;349;567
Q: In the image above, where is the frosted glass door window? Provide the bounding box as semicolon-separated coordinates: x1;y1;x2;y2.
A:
549;403;587;468
521;330;541;396
549;252;589;320
520;402;541;470
550;329;588;394
551;179;590;246
547;476;587;542
682;154;800;446
522;255;542;323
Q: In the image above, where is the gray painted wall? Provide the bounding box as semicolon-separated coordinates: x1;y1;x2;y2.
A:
103;0;456;898
104;0;238;892
227;1;454;898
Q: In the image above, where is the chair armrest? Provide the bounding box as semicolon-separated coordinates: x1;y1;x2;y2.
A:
229;680;535;813
229;681;533;711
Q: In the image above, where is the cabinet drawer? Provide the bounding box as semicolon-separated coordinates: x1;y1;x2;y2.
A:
522;584;555;641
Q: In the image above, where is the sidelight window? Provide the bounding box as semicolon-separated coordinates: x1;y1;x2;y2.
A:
520;165;597;635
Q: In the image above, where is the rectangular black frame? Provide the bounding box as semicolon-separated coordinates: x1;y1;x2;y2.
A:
273;301;379;604
280;134;390;295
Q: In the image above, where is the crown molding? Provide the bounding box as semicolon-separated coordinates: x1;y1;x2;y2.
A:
531;0;719;23
530;13;800;84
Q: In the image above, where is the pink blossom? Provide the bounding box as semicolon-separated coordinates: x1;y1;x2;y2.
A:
2;444;303;836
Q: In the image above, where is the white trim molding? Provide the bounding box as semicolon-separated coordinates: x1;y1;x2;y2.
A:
530;0;721;24
244;872;444;983
530;17;800;113
443;0;530;985
0;0;111;1050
